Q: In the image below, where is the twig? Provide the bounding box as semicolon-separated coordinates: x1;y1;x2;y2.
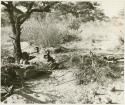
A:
9;36;16;40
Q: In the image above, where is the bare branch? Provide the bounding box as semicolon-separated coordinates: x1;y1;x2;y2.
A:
20;15;30;24
19;5;50;24
9;36;16;40
17;2;34;24
2;1;24;14
1;1;8;7
19;2;59;24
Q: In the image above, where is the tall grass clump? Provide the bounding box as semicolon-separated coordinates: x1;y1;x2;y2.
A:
21;14;81;48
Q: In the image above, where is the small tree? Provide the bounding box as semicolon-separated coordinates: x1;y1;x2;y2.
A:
1;1;58;63
1;1;105;63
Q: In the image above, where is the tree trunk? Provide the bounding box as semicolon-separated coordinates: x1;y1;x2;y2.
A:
13;25;22;63
7;2;22;63
13;36;22;63
11;22;22;63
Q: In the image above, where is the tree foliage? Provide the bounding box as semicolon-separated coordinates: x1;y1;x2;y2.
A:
1;1;106;26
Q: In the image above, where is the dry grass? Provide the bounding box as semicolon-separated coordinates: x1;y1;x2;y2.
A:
1;14;81;49
21;16;80;48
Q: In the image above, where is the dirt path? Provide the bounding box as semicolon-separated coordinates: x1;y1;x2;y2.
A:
25;69;124;104
3;67;123;104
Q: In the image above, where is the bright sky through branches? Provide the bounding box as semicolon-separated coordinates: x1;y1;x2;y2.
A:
98;0;124;17
72;0;124;17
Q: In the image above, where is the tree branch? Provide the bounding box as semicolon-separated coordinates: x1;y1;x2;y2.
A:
9;36;16;40
19;5;51;24
2;1;24;14
19;2;59;24
13;6;24;14
1;1;8;7
17;2;34;24
20;16;28;24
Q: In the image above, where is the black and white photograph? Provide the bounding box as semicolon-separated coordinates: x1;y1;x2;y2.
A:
0;0;124;104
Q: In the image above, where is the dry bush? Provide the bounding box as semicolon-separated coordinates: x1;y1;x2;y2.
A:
1;49;13;65
70;52;123;85
21;15;80;48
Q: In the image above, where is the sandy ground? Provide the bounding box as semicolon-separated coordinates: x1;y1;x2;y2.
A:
2;68;124;104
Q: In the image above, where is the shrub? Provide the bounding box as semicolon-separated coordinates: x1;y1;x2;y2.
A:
1;49;13;65
21;15;80;48
72;52;123;85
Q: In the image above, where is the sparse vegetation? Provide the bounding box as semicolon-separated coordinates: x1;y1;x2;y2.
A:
21;17;80;48
1;1;124;104
69;52;123;86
